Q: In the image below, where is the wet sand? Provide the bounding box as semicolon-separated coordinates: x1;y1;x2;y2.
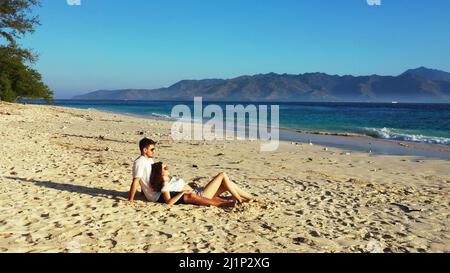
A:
282;129;450;160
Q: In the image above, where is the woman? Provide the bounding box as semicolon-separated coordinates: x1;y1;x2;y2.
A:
150;162;262;206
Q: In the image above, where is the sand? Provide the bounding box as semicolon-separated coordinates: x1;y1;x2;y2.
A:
0;101;449;253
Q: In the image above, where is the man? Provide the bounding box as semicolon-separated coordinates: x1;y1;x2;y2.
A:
129;138;158;202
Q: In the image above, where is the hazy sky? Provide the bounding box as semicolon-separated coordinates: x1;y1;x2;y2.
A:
20;0;450;98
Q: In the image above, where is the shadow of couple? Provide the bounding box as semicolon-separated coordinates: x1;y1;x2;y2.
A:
4;176;146;202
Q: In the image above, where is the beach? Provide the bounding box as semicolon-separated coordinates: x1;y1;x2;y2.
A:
0;101;449;253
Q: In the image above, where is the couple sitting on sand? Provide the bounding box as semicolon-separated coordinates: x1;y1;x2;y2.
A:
128;138;261;207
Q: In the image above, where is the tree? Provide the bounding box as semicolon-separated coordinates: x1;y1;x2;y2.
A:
0;46;53;101
0;0;53;102
0;70;15;101
1;0;40;41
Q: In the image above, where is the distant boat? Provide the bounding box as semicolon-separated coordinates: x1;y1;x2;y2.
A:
391;101;399;104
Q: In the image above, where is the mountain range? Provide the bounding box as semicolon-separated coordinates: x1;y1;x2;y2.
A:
73;67;450;103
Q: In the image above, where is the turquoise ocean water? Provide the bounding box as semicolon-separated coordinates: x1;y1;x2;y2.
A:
28;100;450;146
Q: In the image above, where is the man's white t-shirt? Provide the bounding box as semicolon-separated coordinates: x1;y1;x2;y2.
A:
132;156;160;202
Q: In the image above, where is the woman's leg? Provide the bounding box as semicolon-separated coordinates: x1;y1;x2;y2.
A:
211;184;247;200
211;173;263;203
202;172;244;203
222;173;261;202
184;193;235;207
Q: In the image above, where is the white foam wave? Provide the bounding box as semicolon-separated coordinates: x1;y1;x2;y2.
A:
150;113;177;121
362;127;450;145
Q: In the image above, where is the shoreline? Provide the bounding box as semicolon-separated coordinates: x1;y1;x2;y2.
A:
28;102;450;160
281;128;450;161
21;100;450;149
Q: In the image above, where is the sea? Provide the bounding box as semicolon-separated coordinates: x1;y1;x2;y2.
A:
24;100;450;159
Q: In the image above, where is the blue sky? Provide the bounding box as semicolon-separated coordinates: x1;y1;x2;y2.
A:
20;0;450;98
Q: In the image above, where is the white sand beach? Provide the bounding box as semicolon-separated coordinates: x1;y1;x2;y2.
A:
0;102;449;253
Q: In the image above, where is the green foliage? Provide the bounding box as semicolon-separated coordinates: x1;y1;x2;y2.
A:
1;0;40;46
0;0;52;102
0;71;15;102
0;46;53;102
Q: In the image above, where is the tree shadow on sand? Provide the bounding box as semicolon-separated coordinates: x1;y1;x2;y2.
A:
4;176;147;202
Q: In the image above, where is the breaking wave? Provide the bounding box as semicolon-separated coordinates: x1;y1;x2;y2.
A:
361;127;450;145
